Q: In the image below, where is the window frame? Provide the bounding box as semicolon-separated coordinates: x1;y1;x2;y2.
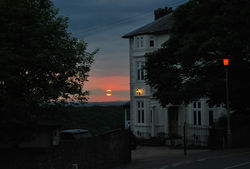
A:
192;101;202;126
136;61;145;81
137;100;145;123
208;105;214;126
149;35;155;48
134;36;145;49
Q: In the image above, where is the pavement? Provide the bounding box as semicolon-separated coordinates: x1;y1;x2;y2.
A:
114;146;250;169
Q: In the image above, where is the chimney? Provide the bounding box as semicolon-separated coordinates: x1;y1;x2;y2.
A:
154;7;172;20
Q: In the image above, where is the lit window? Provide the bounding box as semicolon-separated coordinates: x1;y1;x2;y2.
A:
136;62;145;81
137;101;145;123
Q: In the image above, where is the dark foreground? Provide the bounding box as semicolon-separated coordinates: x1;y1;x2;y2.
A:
115;146;250;169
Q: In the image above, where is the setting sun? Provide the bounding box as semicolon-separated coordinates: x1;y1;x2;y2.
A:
84;76;129;102
106;89;112;96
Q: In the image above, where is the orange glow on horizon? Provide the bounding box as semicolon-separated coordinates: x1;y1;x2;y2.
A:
84;76;129;102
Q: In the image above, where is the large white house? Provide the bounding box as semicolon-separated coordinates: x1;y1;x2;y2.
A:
123;12;226;145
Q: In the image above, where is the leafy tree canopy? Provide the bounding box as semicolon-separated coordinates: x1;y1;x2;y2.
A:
0;0;97;121
145;0;250;111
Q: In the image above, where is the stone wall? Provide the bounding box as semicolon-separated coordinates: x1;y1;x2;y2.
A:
1;128;131;169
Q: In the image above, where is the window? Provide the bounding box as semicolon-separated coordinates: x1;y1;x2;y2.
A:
193;102;196;108
149;36;155;47
136;37;140;48
140;37;144;47
209;110;214;126
193;111;197;125
150;110;153;123
208;105;214;126
137;62;145;81
192;101;201;126
198;102;201;108
198;111;201;125
135;36;144;48
137;101;145;123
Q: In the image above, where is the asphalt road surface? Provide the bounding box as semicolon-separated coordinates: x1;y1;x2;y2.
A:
115;146;250;169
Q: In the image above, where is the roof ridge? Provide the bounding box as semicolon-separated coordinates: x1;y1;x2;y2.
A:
122;13;173;38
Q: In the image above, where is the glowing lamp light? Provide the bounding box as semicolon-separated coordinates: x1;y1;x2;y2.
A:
136;89;140;95
223;59;230;66
136;88;143;95
106;89;112;96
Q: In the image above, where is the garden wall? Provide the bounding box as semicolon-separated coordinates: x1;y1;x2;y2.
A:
1;128;131;169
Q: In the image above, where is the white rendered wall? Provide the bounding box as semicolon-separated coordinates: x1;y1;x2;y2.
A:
129;34;170;137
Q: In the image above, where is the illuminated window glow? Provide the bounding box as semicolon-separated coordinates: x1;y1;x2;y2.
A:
136;88;144;96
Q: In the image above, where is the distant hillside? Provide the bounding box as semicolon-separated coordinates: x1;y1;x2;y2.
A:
40;104;126;135
83;101;129;107
43;101;129;107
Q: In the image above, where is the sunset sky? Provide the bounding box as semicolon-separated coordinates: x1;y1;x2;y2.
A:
52;0;188;102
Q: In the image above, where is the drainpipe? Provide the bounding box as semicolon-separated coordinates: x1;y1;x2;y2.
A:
151;106;155;137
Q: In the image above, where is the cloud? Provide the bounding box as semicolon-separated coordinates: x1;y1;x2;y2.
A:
85;75;129;91
52;0;176;32
51;0;188;101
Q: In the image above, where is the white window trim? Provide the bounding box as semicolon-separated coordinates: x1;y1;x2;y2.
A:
136;61;145;81
192;101;201;126
137;100;145;124
149;35;155;48
134;36;145;49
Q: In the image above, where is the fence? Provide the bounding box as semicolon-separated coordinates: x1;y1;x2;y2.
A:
185;124;211;146
177;124;227;148
168;124;212;147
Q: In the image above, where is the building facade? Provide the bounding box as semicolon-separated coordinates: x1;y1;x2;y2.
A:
123;13;226;145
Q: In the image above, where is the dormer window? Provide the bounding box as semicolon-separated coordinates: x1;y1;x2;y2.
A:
149;36;155;47
135;36;144;49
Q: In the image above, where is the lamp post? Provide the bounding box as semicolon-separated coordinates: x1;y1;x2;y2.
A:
223;59;232;147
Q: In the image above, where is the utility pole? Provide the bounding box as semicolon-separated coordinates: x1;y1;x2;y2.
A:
183;122;187;155
223;59;232;147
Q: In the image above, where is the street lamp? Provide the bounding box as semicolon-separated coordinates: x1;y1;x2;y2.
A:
223;58;232;147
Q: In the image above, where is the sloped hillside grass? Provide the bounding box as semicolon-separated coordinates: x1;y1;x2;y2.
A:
40;105;125;135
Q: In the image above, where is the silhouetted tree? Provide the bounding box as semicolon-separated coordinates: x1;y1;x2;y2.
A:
0;0;97;144
145;0;250;112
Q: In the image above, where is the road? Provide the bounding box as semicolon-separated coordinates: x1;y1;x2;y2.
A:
115;146;250;169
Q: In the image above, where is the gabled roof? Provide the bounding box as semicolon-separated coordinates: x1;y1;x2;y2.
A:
122;13;174;38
